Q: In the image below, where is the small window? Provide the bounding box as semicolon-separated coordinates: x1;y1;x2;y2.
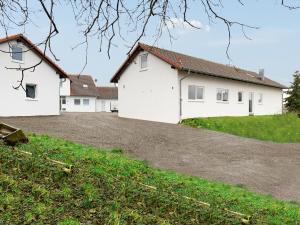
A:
238;91;243;103
140;53;148;69
83;99;89;105
217;89;229;102
74;99;81;105
61;97;66;105
188;85;204;100
258;93;263;104
11;45;23;61
83;84;88;88
26;84;36;99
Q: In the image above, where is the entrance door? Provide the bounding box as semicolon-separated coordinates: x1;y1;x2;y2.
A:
249;92;254;115
60;96;66;111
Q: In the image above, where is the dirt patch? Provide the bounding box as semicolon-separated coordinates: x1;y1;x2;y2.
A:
1;112;300;202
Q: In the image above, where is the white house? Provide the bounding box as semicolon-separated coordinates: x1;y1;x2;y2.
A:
111;43;286;124
96;87;118;112
60;75;98;112
0;34;69;117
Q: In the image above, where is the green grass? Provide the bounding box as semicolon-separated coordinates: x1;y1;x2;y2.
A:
182;113;300;143
0;135;299;224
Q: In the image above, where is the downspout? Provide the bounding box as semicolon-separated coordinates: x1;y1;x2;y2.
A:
179;69;191;123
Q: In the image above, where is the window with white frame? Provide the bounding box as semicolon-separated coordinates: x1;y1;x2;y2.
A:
217;89;229;102
83;84;88;88
188;85;204;100
140;53;148;69
74;99;81;105
26;84;37;99
83;99;90;105
238;91;243;103
11;45;23;62
258;93;263;104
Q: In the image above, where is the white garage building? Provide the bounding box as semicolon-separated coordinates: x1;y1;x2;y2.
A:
0;34;69;117
96;87;118;112
111;43;286;124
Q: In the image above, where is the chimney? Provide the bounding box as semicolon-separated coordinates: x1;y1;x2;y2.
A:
258;69;265;81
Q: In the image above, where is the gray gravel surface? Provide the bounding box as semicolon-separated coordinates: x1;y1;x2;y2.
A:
1;112;300;202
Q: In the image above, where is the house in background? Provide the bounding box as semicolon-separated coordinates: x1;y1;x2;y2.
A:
60;75;118;112
96;87;118;112
60;75;98;112
111;43;286;124
0;34;69;117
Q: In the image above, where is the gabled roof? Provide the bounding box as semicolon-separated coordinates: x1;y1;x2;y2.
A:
110;43;286;89
69;75;98;97
97;87;118;100
0;34;68;78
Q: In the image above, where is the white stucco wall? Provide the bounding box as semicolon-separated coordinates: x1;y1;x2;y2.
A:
118;51;180;123
60;78;71;96
0;40;61;117
180;71;283;119
96;99;118;112
61;96;96;112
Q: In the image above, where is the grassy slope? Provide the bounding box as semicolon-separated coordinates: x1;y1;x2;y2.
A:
0;135;299;225
182;114;300;143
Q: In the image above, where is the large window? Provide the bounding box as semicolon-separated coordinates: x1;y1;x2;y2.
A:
74;99;81;105
26;84;36;99
11;45;23;61
83;99;90;105
258;93;263;104
188;85;204;100
238;91;243;103
140;53;148;69
217;89;229;102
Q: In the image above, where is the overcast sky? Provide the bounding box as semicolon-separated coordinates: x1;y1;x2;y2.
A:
8;1;300;86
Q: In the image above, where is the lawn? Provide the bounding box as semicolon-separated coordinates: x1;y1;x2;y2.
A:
0;135;299;224
182;113;300;143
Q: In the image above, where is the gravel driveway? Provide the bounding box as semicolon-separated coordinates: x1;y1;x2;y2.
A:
1;112;299;202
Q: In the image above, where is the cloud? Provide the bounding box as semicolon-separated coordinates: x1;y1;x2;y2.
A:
165;18;210;32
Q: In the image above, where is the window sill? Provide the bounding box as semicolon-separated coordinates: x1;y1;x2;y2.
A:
188;100;204;103
25;98;38;101
237;102;244;104
216;101;229;104
11;59;24;64
139;68;148;72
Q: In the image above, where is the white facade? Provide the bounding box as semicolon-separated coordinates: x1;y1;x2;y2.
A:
96;99;118;112
117;52;283;124
118;52;179;123
61;96;96;112
0;40;62;117
60;78;71;96
180;72;283;119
